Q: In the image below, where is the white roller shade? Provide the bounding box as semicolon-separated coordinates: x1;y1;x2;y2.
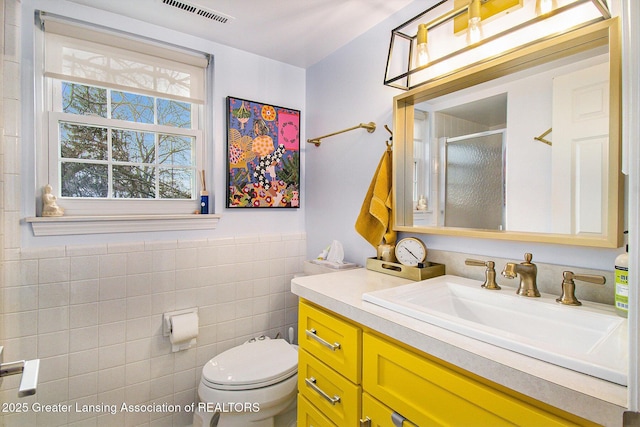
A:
41;15;207;103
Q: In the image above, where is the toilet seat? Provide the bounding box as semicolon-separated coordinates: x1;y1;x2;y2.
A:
202;339;298;391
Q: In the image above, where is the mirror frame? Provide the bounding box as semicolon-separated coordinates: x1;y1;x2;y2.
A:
393;18;623;248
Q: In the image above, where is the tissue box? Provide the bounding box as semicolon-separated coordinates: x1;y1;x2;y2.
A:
303;260;359;275
366;257;445;281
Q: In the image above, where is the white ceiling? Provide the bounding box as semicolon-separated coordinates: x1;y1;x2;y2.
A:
66;0;417;68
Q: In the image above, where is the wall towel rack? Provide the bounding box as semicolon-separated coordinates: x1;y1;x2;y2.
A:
534;127;552;146
307;122;376;147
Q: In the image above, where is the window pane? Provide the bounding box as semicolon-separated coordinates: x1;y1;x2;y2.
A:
157;98;191;128
158;134;193;166
111;91;154;124
112;129;156;163
159;168;192;199
60;123;108;160
61;162;108;197
62;82;107;117
113;166;155;198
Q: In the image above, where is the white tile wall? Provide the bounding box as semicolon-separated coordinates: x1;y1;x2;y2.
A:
1;234;305;427
0;4;305;427
1;3;10;427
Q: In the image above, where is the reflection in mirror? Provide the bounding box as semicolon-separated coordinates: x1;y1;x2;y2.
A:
395;19;622;247
416;48;608;233
443;128;505;230
417;94;508;230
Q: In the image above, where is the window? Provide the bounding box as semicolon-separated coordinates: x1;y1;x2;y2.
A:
51;82;197;201
38;15;209;216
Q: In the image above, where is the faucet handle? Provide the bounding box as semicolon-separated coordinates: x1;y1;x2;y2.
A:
465;259;489;267
465;259;501;290
556;271;606;306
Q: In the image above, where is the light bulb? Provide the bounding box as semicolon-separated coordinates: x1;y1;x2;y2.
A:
535;0;557;15
416;24;430;66
467;0;483;44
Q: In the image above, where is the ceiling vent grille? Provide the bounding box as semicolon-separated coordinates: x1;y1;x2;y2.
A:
162;0;234;24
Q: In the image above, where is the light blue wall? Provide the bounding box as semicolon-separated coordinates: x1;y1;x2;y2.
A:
21;0;624;269
20;0;307;248
305;0;624;271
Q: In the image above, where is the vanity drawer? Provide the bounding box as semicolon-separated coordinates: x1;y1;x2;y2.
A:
298;394;337;427
299;348;361;427
299;300;361;383
362;392;418;427
363;332;595;427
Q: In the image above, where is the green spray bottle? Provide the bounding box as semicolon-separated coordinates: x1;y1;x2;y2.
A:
614;231;629;317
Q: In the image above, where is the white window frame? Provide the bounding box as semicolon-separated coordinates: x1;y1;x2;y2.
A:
46;81;204;216
26;12;219;236
413;110;430;208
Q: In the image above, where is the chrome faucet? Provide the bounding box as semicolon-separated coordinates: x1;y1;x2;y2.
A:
501;253;540;297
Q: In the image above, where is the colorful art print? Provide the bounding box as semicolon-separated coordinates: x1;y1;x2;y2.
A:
226;97;300;208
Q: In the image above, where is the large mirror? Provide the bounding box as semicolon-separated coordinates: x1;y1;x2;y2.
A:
393;18;623;248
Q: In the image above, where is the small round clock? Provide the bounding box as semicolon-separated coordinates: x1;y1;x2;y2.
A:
394;237;427;267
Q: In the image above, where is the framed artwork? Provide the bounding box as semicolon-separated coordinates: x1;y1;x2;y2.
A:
226;96;300;208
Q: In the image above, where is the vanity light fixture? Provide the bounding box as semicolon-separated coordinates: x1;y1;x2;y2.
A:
384;0;611;91
467;0;484;44
416;24;430;66
536;0;558;15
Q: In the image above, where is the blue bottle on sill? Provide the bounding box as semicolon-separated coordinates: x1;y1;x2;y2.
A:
200;191;209;214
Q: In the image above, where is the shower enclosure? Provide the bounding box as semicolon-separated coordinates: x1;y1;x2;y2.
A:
441;129;506;230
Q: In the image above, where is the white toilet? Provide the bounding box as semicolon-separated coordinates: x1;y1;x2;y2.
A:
193;337;298;427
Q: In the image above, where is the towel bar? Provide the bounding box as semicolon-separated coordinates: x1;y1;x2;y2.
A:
307;122;376;146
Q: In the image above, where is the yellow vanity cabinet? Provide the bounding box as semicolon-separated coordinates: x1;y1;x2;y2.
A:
297;300;599;427
298;300;362;426
361;332;599;427
298;349;361;426
298;300;361;382
298;391;338;427
362;392;419;427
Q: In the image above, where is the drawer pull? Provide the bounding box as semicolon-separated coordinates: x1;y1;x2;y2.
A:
392;411;413;427
306;328;341;351
305;376;341;405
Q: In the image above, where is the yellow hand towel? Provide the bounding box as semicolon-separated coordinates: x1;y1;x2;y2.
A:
355;148;396;248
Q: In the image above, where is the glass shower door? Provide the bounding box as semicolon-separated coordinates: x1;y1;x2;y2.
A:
442;130;505;230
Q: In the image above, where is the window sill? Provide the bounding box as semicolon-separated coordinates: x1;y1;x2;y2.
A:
25;214;221;236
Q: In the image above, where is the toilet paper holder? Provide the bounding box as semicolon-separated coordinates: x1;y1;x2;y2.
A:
163;308;199;337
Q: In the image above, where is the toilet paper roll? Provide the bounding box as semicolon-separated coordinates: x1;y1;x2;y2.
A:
170;312;198;352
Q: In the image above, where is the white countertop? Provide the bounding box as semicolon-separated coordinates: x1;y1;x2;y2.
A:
291;268;627;427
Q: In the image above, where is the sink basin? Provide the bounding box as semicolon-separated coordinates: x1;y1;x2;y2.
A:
362;275;628;385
